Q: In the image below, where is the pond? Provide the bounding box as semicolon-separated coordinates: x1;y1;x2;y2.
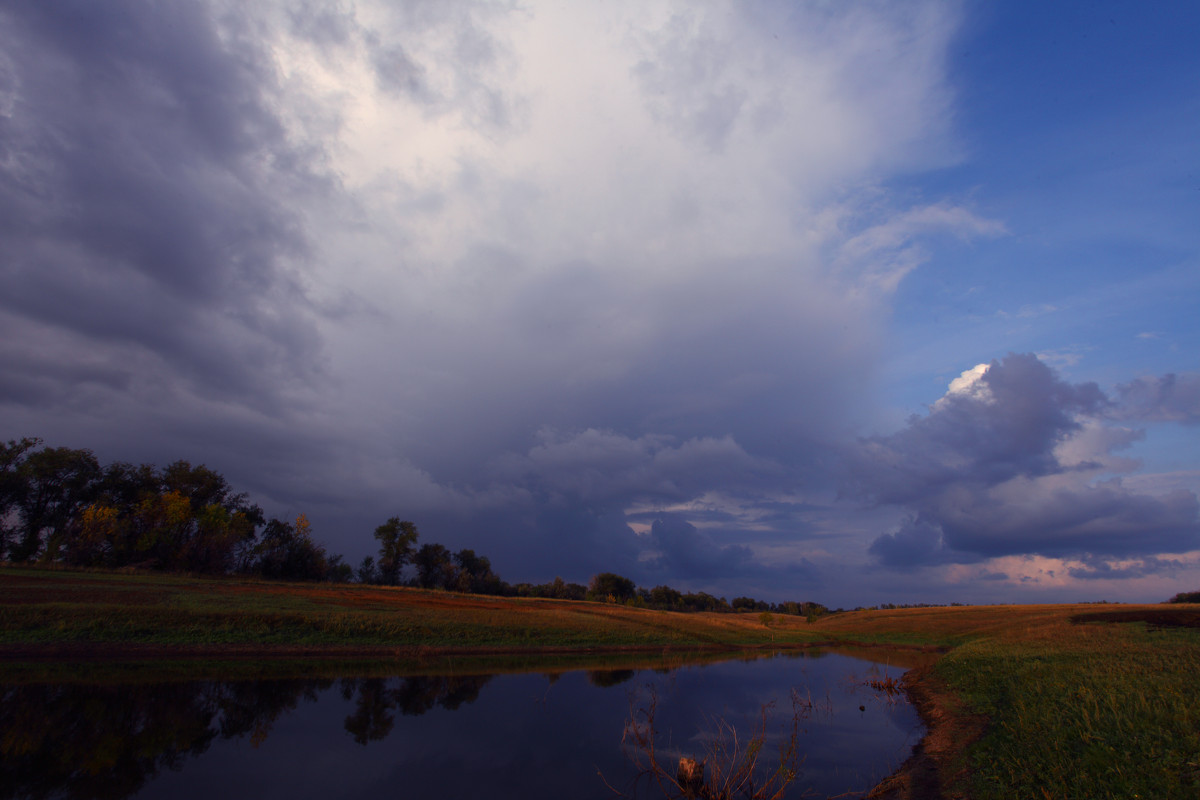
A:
0;650;921;799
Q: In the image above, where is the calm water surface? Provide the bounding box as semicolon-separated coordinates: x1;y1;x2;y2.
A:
0;651;921;799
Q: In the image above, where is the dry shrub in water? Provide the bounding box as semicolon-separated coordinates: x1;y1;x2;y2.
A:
608;687;810;799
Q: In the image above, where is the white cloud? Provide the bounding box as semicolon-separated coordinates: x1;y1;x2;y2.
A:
834;203;1006;294
935;362;992;409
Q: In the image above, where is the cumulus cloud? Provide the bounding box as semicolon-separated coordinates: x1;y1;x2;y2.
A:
858;354;1200;567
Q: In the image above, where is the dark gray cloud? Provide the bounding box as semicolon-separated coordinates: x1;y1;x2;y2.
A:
858;354;1200;567
0;1;324;410
642;516;753;580
1113;373;1200;425
489;428;781;506
1067;555;1189;582
452;428;803;588
867;515;965;568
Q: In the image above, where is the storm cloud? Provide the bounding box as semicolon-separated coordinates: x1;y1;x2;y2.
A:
3;2;1194;604
859;354;1200;567
0;2;328;411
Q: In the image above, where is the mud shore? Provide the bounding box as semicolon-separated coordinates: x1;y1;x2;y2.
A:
868;663;985;800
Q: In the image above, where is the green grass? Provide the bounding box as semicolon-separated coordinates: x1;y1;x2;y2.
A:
812;603;1200;799
938;624;1200;800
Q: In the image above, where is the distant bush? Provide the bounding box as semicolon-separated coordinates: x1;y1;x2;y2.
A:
1167;591;1200;604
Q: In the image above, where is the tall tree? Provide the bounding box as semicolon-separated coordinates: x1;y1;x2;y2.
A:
356;555;378;584
373;518;419;585
414;543;455;589
453;549;501;594
0;438;41;560
13;446;100;562
252;514;327;581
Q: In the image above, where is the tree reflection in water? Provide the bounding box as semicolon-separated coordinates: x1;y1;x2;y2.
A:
340;675;493;744
0;674;492;799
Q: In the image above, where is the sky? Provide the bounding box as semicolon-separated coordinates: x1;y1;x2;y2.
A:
1;0;1198;607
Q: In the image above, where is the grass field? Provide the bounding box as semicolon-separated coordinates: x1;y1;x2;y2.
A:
0;565;825;655
3;565;1198;798
811;604;1200;799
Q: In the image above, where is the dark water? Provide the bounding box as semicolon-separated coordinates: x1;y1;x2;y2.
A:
0;651;920;799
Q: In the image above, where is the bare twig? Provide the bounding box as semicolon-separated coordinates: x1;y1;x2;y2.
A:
605;686;811;799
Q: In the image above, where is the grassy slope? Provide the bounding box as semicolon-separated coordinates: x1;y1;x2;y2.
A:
0;565;823;653
811;604;1200;800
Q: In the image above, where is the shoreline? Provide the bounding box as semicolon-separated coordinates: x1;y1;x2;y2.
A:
868;663;985;800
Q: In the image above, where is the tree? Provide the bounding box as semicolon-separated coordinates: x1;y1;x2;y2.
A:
587;572;636;603
732;596;768;612
452;548;504;594
13;446;101;562
129;489;193;570
515;577;585;600
414;543;455;589
325;553;353;583
74;458;261;573
648;585;683;610
373;518;419;586
67;503;121;567
681;592;731;613
547;576;586;600
158;461;262;572
0;438;41;560
251;514;327;581
161;461;237;512
356;555;378;584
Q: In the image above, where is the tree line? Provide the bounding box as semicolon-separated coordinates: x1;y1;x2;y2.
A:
1;438;825;616
0;437;336;580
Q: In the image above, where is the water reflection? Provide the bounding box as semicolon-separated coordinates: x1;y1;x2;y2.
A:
340;675;493;743
0;652;921;800
0;678;331;800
